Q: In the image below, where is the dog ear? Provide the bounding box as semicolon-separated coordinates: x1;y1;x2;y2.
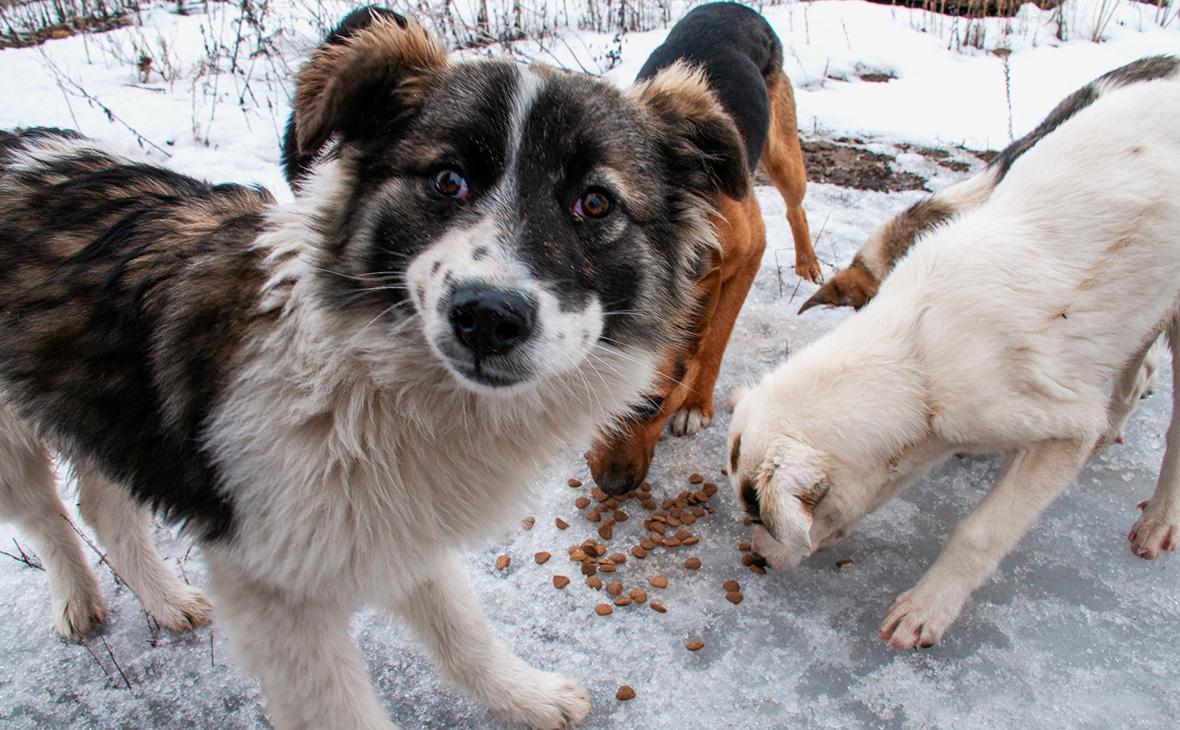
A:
630;62;749;201
289;11;447;168
798;265;878;313
753;437;829;553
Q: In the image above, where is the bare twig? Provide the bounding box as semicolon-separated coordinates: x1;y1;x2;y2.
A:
81;639;118;687
62;513;126;586
101;635;132;689
0;539;45;571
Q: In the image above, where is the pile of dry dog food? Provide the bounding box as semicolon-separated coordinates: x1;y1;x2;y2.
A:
498;471;766;703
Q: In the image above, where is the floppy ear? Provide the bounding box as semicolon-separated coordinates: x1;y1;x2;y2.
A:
630;62;749;201
752;438;829;552
798;264;878;314
287;11;447;172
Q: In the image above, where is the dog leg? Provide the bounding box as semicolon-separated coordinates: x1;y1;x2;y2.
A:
1099;336;1159;448
395;552;591;729
763;70;819;283
1129;321;1180;559
207;560;395;730
0;408;106;640
76;468;212;632
669;198;766;438
879;438;1089;649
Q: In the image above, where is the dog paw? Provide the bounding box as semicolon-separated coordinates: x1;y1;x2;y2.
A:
877;588;961;650
1129;500;1178;560
796;258;823;284
668;406;713;438
145;583;213;632
52;585;108;642
485;669;591;729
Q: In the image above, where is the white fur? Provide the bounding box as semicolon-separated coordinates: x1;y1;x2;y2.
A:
731;78;1180;649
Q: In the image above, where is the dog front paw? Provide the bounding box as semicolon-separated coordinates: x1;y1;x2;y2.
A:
485;668;591;729
668;405;713;438
146;583;214;632
796;257;823;284
52;582;108;642
1129;500;1178;559
877;587;962;650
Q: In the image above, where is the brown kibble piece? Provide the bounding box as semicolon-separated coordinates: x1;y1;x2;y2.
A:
495;555;511;571
616;685;636;701
684;557;701;570
631;546;647;559
703;482;718;497
738;542;752;552
723;579;740;592
725;591;744;604
581;562;597;576
639;538;656;550
682;536;699;546
606;582;623;596
613;509;629;522
688;473;704;484
686;640;704;652
535;551;551;565
522;516;535;530
586;510;602;523
650;602;667;613
749;565;767;575
587;575;603;590
613;597;633;607
555;517;570;530
592;487;609;502
570;549;587;562
575;496;591;509
663;538;681;548
552;575;570;589
649;575;669;589
568;478;582;488
599;563;617;573
629;587;647;603
609;552;627;564
595;604;613;616
598;524;614;540
741;554;755;567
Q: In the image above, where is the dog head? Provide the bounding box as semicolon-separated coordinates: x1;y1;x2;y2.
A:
282;9;747;394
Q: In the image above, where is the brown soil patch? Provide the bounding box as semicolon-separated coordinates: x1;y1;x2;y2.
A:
784;140;927;193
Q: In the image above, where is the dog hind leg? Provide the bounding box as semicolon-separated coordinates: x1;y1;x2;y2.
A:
394;552;591;729
1099;335;1160;448
76;468;212;632
879;437;1090;649
1129;318;1180;559
762;70;819;283
0;404;106;640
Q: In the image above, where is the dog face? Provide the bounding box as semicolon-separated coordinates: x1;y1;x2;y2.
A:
285;11;747;393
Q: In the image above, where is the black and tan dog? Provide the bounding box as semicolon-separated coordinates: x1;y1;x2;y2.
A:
586;2;817;495
0;10;755;728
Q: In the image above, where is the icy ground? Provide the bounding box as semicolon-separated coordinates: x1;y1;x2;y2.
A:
1;1;1179;728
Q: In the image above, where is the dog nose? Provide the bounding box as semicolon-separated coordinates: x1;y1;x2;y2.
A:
448;285;537;358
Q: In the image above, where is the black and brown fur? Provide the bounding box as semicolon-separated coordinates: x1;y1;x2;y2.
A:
801;53;1180;314
585;2;816;495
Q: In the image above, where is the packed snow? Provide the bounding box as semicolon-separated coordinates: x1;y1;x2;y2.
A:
0;1;1178;727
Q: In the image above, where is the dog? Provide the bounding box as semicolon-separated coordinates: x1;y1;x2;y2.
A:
0;9;752;728
728;73;1180;650
799;54;1180;314
584;2;817;496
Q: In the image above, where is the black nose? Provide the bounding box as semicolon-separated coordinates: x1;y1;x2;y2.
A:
448;285;537;358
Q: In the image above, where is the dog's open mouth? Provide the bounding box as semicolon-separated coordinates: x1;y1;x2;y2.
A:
450;358;531;389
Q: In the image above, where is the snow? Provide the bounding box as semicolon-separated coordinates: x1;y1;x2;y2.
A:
1;1;1178;728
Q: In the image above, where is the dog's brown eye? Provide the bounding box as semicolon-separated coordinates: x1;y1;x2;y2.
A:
574;189;612;219
433;169;468;199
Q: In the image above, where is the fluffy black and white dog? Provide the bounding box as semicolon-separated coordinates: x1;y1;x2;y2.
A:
0;10;748;728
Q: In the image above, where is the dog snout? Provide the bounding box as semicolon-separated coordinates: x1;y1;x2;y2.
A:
448;285;537;358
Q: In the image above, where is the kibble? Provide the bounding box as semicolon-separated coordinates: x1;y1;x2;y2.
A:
749;565;767;575
684;557;701;570
495;555;511;570
631;546;647;559
570;548;587;562
581;562;597;576
575;496;591;509
650;602;667;613
629;588;647;604
616;685;636;701
613;597;633;607
640;538;656;550
648;575;669;589
609;552;627;564
586;575;603;590
598;524;614;540
535;551;551;565
725;591;744;605
738;542;751;552
553;575;570;589
595;603;614;616
688;473;704;484
555;517;570;530
613;509;629;522
740;554;755;567
606;582;623;596
722;579;740;592
592;487;609;502
521;516;535;530
686;641;704;652
568;477;583;488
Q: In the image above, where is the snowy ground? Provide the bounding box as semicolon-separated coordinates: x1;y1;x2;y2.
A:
1;1;1179;728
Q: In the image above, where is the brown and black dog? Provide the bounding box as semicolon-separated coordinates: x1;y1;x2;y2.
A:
587;2;816;495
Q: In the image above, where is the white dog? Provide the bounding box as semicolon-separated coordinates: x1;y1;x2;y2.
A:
728;75;1180;649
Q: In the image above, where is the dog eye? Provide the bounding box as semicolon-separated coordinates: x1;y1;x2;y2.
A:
573;189;612;220
433;169;469;199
